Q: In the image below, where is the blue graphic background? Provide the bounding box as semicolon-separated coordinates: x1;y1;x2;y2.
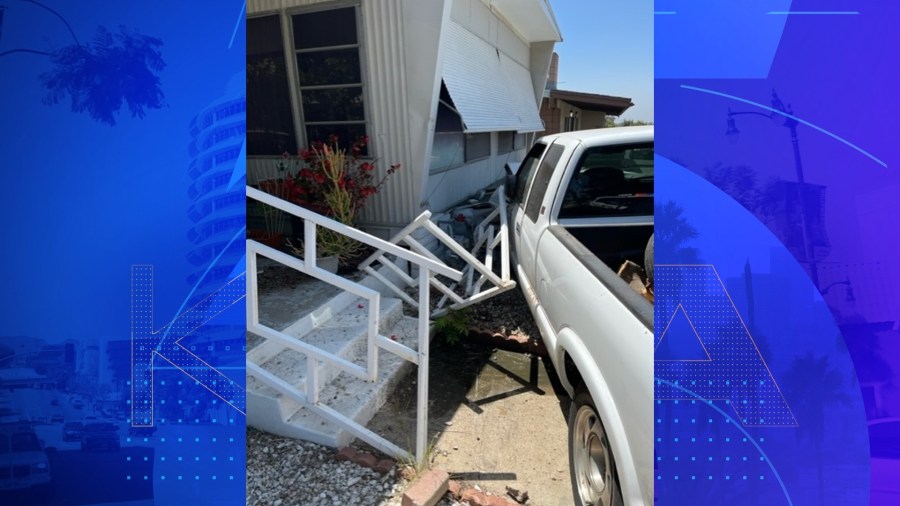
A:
0;1;246;504
655;160;869;504
656;2;900;504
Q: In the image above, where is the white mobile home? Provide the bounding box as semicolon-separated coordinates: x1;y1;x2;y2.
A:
247;0;561;237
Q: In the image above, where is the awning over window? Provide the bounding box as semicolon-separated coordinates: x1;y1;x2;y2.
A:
442;21;544;133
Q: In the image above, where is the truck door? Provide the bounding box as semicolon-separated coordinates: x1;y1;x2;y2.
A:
509;142;546;267
516;142;567;285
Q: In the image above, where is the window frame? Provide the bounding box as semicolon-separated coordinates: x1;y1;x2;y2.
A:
464;132;491;162
512;142;547;207
246;13;298;156
248;2;372;158
428;81;497;173
524;142;566;223
498;131;518;155
429;94;466;175
289;3;370;151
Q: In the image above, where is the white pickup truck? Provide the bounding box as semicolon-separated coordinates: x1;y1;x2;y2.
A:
506;126;653;506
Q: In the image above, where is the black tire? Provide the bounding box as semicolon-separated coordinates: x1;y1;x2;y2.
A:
568;385;623;506
644;234;654;287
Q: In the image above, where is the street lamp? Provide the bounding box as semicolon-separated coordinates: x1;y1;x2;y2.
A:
726;90;820;289
821;280;855;302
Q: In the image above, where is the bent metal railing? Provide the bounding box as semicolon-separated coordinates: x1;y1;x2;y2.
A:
246;186;462;462
358;185;516;318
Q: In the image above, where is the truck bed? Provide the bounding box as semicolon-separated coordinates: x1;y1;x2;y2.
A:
564;224;653;272
549;225;653;330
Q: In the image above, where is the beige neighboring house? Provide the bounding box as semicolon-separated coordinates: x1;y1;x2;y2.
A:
247;0;562;237
539;53;633;135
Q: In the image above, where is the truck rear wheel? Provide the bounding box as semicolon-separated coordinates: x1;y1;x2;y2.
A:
568;386;623;506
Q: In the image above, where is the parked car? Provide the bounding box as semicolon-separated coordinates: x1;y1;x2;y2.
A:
61;422;83;442
50;414;64;424
70;398;84;410
506;126;653;506
869;418;900;503
80;423;120;452
0;423;52;493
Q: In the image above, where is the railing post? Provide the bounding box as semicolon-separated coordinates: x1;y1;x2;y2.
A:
307;356;319;403
498;186;511;282
416;267;431;463
367;295;379;382
304;219;316;268
247;244;259;326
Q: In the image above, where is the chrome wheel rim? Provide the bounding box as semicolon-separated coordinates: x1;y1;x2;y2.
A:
572;404;613;505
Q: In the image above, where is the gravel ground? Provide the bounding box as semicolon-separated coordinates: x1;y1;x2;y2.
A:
247;428;403;506
247;429;464;506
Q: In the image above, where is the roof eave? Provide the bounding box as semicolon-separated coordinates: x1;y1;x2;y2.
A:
488;0;563;43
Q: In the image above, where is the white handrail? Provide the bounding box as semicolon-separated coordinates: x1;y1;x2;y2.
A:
247;186;462;280
247;185;451;463
247;184;511;463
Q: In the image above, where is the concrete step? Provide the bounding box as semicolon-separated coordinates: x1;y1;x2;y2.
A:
253;316;419;449
247;297;409;441
249;297;403;390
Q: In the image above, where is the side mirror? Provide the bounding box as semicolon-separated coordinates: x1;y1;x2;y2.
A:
504;162;521;199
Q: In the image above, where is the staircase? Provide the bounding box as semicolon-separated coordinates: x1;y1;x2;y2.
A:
247;291;415;448
245;185;512;461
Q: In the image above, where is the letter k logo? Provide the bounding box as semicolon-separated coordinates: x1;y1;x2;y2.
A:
131;265;246;426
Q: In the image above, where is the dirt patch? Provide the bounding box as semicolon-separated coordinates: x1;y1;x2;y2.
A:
360;337;574;505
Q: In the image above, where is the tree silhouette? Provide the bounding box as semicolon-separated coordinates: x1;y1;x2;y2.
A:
1;1;166;125
654;200;701;264
782;353;849;506
40;26;166;125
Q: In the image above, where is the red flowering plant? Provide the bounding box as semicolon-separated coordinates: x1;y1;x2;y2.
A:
278;135;401;262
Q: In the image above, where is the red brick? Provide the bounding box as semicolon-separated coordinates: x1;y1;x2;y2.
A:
447;480;461;498
334;447;356;462
461;489;487;506
402;469;450;506
459;488;517;506
374;458;395;474
354;452;378;468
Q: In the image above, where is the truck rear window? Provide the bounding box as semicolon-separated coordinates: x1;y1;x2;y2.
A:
559;143;653;218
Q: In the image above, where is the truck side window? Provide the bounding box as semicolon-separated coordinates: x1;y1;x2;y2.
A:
524;143;566;223
559;143;653;218
513;143;546;205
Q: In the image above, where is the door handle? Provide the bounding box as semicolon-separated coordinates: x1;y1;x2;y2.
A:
515;223;520;234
